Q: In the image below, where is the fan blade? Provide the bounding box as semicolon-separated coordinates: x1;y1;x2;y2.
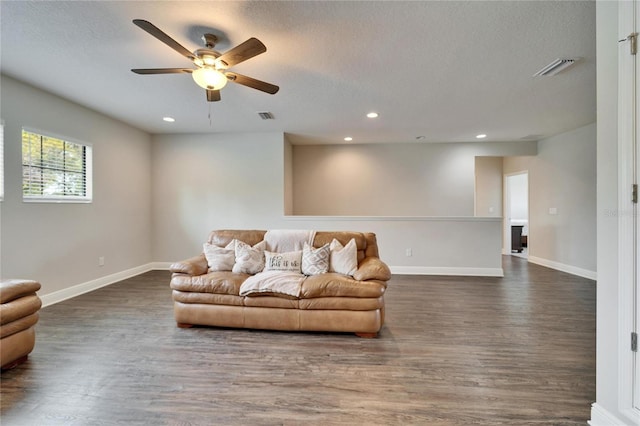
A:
133;19;196;62
206;89;221;102
131;68;194;74
226;72;279;94
217;38;266;67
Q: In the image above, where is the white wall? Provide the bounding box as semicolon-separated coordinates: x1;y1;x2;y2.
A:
292;142;537;216
475;156;503;217
504;123;597;276
508;173;528;221
151;132;505;275
0;75;152;297
151;132;287;262
283;136;293;215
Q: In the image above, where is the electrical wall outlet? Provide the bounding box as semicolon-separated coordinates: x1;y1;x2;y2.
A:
98;256;105;267
549;207;558;215
405;248;412;257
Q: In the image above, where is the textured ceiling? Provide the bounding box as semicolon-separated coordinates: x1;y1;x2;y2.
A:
0;1;596;145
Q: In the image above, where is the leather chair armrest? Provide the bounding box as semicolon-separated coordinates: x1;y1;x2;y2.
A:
170;254;208;276
0;280;41;304
353;257;391;282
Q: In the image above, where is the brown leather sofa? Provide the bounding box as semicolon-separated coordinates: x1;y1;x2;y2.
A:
170;230;391;337
1;279;42;370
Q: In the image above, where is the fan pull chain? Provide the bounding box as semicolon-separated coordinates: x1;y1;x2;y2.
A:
208;103;212;126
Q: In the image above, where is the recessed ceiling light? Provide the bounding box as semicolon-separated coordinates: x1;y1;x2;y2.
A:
163;117;175;122
476;134;487;139
366;112;379;118
344;137;353;142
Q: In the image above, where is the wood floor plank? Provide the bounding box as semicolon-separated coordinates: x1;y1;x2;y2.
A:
0;256;595;425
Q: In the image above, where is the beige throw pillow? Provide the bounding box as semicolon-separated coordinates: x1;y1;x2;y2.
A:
329;238;358;276
232;240;266;274
264;250;303;273
203;240;236;271
302;242;330;276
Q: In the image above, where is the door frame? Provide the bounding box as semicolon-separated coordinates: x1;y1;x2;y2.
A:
503;171;529;257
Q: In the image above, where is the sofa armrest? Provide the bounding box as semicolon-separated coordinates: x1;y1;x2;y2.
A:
170;254;208;276
353;257;391;282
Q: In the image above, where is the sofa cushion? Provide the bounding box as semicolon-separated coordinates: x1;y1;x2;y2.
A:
232;240;266;274
300;273;386;298
170;272;248;296
208;230;266;248
0;280;41;304
314;231;367;262
0;313;39;339
299;296;384;311
329;238;358;276
172;290;244;306
0;295;42;325
203;241;235;272
243;296;299;309
239;271;305;299
264;250;303;273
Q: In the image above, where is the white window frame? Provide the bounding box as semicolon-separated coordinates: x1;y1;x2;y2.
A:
22;127;93;203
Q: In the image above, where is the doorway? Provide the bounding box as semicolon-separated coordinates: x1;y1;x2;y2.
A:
505;172;529;258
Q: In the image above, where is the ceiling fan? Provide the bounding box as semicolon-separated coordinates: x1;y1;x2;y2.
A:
131;19;279;102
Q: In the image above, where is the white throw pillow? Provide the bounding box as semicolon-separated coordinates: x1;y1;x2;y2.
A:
232;240;266;274
264;250;303;273
203;240;236;272
329;238;358;276
302;242;330;276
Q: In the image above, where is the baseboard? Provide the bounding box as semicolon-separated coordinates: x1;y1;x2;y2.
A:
40;263;155;307
588;403;630;426
149;261;172;270
391;266;504;277
527;256;597;280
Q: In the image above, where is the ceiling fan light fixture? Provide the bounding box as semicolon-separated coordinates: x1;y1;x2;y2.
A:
202;55;216;66
192;67;228;90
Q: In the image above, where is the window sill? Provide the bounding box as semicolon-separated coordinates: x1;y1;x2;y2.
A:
23;198;92;204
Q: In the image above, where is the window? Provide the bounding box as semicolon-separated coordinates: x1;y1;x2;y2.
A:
22;129;92;202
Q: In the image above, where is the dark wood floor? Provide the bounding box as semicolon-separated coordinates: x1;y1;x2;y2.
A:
0;256;595;425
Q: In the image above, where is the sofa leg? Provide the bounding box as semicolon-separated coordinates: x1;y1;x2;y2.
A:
2;355;28;370
177;323;193;328
355;332;377;338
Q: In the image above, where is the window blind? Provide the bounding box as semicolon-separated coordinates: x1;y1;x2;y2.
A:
22;129;92;202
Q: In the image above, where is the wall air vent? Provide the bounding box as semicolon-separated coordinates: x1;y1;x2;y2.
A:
258;111;274;120
533;58;577;77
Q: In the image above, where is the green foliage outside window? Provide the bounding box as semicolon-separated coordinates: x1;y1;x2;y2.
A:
22;129;89;199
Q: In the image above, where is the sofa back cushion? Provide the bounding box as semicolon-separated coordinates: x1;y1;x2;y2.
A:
314;231;369;262
205;230;380;263
208;230;266;248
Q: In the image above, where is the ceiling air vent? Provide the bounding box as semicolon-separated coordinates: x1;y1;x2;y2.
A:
533;58;577;77
258;111;274;120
